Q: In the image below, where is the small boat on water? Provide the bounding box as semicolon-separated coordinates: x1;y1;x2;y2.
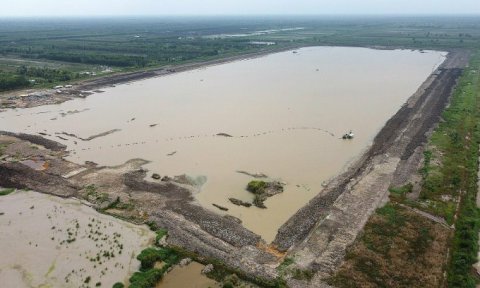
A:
342;130;354;140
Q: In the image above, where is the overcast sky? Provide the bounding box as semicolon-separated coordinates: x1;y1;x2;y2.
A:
2;0;480;17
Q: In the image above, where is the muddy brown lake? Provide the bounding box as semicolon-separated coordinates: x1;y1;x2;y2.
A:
0;47;446;242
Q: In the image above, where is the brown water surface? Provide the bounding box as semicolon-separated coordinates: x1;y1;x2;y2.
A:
156;262;218;288
0;47;446;242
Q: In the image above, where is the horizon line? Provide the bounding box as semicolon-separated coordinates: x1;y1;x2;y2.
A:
1;13;480;18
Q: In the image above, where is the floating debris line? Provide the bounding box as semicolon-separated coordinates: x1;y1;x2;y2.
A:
54;126;337;153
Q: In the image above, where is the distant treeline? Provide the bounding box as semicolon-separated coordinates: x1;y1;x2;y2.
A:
1;16;479;93
1;38;259;68
0;72;30;92
36;52;148;67
0;66;83;92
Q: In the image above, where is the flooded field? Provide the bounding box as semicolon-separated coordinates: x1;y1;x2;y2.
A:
0;190;154;287
0;47;446;241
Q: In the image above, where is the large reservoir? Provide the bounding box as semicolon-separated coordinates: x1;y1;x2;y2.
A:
0;47;446;242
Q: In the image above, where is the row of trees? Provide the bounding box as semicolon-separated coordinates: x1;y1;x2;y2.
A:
0;66;83;92
37;52;148;67
0;72;30;92
17;65;77;82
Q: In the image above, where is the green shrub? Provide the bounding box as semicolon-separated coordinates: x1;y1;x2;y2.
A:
137;247;179;270
246;180;267;194
129;269;164;288
0;188;15;196
155;228;168;244
389;183;413;199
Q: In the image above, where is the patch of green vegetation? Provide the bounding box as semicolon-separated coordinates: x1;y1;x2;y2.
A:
84;184;110;204
404;52;480;287
143;221;168;245
246;180;267;194
361;204;407;255
0;188;15;196
389;183;413;200
410;227;433;258
328;202;448;287
101;196;120;211
129;268;165;288
112;283;124;288
0;143;9;156
145;221;159;231
413;51;480;287
85;184;97;196
155;228;168;244
137;247;179;271
129;245;181;288
376;204;406;228
291;268;314;281
419;150;433;179
276;257;294;273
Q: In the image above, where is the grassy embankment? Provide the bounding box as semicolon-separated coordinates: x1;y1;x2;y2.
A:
328;51;480;287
